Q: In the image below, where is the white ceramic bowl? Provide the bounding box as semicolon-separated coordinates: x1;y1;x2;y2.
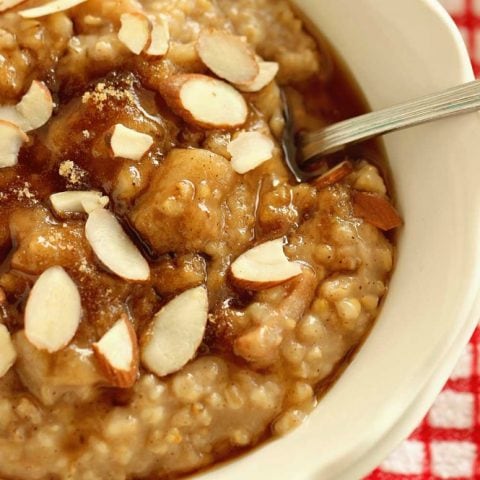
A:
196;1;480;478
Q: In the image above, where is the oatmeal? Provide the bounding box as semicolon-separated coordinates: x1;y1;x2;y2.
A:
0;0;400;479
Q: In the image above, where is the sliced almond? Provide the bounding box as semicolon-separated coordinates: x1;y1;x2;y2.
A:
196;29;258;85
0;0;27;12
16;81;54;131
159;74;248;129
19;0;86;18
231;238;303;290
25;266;81;353
50;190;108;215
227;131;274;174
110;124;153;161
0;325;17;378
236;61;279;93
352;191;403;231
81;195;109;214
118;12;150;55
0;120;28;168
146;17;170;56
141;286;208;377
313;160;353;189
93;315;139;388
0;81;53;132
85;208;150;281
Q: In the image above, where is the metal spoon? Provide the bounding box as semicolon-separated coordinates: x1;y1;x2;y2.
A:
282;80;480;183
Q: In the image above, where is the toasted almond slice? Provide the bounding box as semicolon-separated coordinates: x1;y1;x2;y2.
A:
313;160;353;189
352;191;403;231
0;0;27;12
25;266;81;353
227;131;274;174
0;81;53;132
93;315;139;388
196;29;258;85
146;17;170;56
236;61;279;93
118;12;150;55
16;81;53;131
0;325;17;378
141;286;208;377
0;287;6;305
19;0;86;18
159;74;248;129
50;190;108;215
85;208;150;281
231;238;302;290
0;120;28;168
110;124;153;161
81;195;109;214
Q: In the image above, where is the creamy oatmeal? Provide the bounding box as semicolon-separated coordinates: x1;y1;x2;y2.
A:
0;0;401;479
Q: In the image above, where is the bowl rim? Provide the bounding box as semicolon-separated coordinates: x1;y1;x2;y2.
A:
194;1;480;479
309;0;480;477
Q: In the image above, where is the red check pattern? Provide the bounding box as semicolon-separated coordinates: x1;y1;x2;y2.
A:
366;1;479;478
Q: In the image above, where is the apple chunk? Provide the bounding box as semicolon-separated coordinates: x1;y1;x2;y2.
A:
0;325;17;378
196;29;258;85
0;120;28;168
141;286;208;377
230;238;302;290
93;315;139;388
159;74;248;129
227;131;274;174
25;266;82;353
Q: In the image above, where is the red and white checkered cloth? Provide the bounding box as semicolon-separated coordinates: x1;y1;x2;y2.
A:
365;1;480;478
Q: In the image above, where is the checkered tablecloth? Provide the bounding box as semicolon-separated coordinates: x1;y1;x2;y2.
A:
365;1;480;478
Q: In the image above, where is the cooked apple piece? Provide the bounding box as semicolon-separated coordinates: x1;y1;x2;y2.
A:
25;266;82;353
118;12;150;55
0;0;26;12
0;325;16;377
314;160;353;189
234;268;316;366
110;124;153;161
231;238;302;290
19;0;87;18
352;191;403;231
14;331;104;405
85;208;150;281
93;315;139;388
196;29;258;84
50;190;108;216
141;286;208;377
236;61;279;93
159;74;248;129
0;120;28;168
131;148;234;254
0;81;53;132
227;131;274;174
146;17;170;56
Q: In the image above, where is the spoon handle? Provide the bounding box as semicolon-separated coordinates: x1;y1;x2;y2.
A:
300;79;480;162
